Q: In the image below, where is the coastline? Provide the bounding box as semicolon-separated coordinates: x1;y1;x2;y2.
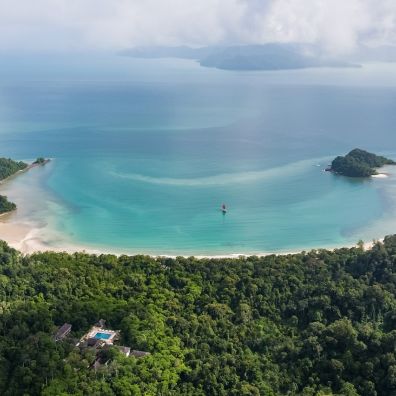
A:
372;173;388;179
0;219;379;258
0;159;49;186
0;157;389;259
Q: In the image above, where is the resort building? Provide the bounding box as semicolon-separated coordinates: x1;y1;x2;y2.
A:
54;323;72;342
75;321;150;370
130;350;151;358
87;337;103;348
76;325;119;347
96;318;106;328
117;346;131;357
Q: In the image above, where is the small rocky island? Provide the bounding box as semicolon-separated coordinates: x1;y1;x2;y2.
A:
327;148;396;177
0;157;49;214
33;157;50;165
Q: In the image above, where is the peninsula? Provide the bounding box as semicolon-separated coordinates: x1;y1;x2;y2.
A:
0;157;49;214
327;148;396;177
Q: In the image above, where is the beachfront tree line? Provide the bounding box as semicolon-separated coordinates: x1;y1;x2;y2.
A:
0;195;16;214
0;158;27;213
0;157;49;214
2;238;396;394
0;158;27;180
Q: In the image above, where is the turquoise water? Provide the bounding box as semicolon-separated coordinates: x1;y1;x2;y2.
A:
94;332;111;340
0;55;396;254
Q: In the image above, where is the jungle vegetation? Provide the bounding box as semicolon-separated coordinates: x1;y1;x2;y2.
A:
330;148;396;177
0;158;27;213
2;237;396;395
0;158;27;181
0;195;16;214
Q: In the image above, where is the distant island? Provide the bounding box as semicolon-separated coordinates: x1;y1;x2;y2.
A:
327;148;396;177
0;157;49;214
121;44;358;71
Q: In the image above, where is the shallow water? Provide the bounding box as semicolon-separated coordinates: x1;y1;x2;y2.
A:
0;55;396;254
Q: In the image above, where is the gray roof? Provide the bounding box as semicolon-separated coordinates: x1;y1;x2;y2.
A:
87;337;101;347
97;319;106;327
55;323;72;338
117;346;131;356
130;350;150;358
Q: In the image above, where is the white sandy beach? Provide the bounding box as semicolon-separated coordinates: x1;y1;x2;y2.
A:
372;173;388;179
0;214;381;258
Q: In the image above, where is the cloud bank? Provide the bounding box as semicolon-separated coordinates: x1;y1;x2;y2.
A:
0;0;395;54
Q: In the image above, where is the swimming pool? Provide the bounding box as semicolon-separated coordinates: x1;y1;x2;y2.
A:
94;332;111;340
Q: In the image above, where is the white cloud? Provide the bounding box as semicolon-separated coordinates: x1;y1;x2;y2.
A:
0;0;395;54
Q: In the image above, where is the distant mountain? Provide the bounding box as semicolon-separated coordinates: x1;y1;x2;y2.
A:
199;44;355;71
120;44;358;71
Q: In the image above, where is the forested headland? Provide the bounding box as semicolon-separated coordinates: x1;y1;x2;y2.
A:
0;158;27;213
0;195;16;214
2;237;396;395
329;149;396;177
0;158;27;181
0;157;49;214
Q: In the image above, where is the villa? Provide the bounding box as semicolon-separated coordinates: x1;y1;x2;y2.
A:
54;323;72;342
75;321;150;369
76;325;119;347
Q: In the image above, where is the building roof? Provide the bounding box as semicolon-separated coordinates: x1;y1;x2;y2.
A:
87;337;101;347
130;350;151;358
97;319;106;328
117;346;131;356
55;323;72;339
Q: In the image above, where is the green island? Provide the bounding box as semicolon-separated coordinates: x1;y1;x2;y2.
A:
2;237;396;395
328;148;396;177
33;157;50;165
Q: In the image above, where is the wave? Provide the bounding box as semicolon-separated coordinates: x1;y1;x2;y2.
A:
110;157;330;187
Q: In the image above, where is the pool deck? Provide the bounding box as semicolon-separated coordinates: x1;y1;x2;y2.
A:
76;326;119;346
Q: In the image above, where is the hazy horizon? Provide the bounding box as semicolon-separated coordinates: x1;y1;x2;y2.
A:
1;0;396;59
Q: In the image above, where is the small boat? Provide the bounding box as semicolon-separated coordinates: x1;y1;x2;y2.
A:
221;203;227;214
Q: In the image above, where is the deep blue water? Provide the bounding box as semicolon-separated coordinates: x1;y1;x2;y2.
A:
0;54;396;254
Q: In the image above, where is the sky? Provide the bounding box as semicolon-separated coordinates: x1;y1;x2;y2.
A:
0;0;395;55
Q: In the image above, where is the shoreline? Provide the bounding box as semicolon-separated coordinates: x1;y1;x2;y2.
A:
0;157;388;259
372;173;388;179
0;159;51;216
0;220;379;258
0;159;50;186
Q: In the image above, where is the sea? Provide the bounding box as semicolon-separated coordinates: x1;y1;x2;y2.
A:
0;53;396;255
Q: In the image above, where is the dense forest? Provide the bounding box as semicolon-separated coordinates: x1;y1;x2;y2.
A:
0;158;27;213
0;158;27;181
330;148;395;177
2;237;396;395
0;195;16;214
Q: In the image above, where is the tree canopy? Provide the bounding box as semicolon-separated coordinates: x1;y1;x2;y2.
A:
33;157;47;165
330;148;395;177
2;237;396;394
0;195;16;214
0;157;27;213
0;158;27;181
